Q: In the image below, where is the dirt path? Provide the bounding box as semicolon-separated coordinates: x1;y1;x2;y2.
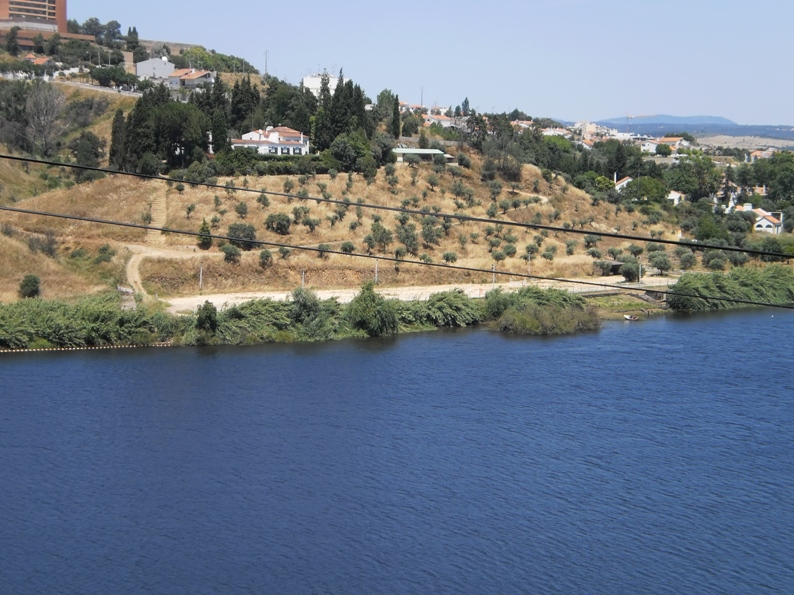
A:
163;277;677;314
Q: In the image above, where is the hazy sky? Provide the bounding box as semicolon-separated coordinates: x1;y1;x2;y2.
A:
70;0;793;125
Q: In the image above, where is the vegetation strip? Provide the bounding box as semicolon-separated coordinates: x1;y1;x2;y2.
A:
0;286;599;350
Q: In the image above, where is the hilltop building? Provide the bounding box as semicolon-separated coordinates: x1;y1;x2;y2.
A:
0;0;93;48
231;127;310;156
0;0;67;33
734;204;784;235
302;73;339;98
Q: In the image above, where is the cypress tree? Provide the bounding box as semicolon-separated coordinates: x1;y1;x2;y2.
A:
108;109;126;169
391;95;401;139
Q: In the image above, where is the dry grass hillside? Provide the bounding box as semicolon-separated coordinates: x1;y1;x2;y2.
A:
1;145;686;300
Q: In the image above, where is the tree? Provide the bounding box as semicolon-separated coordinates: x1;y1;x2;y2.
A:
259;249;273;268
656;143;672;157
5;27;20;56
221;243;241;263
227;223;257;250
679;251;697;270
70;131;106;183
108;109;126;169
442;252;458;263
619;261;640;282
584;234;601;249
341;241;355;254
265;213;291;235
390;95;401;138
32;33;46;54
195;301;218;331
198;219;212;249
649;251;672;275
26;81;64;156
18;274;40;298
347;282;398;337
370;222;393;252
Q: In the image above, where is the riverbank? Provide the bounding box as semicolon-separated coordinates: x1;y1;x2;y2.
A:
0;285;598;351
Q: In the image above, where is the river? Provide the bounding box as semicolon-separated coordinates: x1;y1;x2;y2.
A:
2;309;792;593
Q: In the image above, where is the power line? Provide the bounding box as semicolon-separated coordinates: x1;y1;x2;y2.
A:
1;153;791;260
2;204;794;311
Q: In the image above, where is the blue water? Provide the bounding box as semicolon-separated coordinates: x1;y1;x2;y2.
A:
2;310;793;593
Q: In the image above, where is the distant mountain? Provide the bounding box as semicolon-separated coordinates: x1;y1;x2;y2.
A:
598;115;737;127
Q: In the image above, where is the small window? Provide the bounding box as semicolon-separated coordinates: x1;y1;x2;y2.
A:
293;148;302;155
281;147;290;155
269;147;278;154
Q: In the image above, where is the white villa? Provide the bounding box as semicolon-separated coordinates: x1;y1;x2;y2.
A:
231;127;311;156
734;204;784;235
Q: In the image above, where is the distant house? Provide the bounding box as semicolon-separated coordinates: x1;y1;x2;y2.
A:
424;113;457;129
231;126;310;156
660;137;690;150
749;149;775;162
392;148;454;163
167;68;215;90
734;203;784;235
667;190;684;206
615;176;634;192
542;128;572;138
136;58;175;80
641;140;660;153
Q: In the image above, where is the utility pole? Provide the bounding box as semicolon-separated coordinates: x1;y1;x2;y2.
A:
492;264;496;287
199;263;203;291
301;270;305;288
375;259;379;284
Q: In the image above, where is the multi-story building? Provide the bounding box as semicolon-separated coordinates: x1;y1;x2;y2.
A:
0;0;68;33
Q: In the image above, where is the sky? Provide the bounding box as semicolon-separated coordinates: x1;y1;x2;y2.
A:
69;0;794;125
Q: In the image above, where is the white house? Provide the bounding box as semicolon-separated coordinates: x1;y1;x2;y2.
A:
615;176;634;192
231;126;310;156
734;203;784;234
136;57;175;80
667;190;684;206
641;140;660;153
168;68;216;90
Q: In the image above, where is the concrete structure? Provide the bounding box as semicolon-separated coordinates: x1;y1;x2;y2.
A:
734;203;784;235
392;148;454;163
302;73;339;98
231;127;310;156
136;57;175;81
0;0;67;33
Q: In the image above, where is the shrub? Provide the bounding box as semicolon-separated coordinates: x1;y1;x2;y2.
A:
227;223;257;250
19;275;40;299
221;244;241;263
265;213;292;235
347;282;398;337
195;301;218;332
235;201;248;218
259;249;273;268
442;251;458;263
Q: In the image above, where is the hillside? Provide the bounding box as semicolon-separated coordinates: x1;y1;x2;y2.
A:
2;148;687;301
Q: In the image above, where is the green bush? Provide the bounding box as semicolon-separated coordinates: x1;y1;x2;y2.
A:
19;275;40;299
221;244;241;263
346;282;398;337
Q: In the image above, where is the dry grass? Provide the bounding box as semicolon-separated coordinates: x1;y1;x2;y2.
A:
3;176;158;243
157;155;682;285
0;233;100;302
